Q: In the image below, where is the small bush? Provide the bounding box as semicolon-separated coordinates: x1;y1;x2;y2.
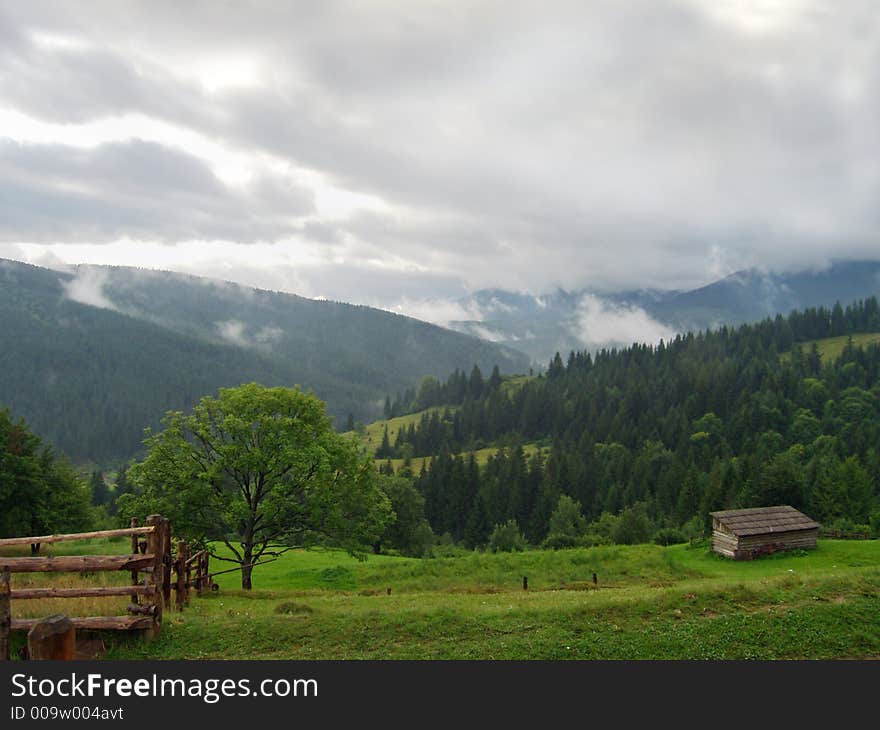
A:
686;537;711;551
612;503;653;545
488;519;527;553
654;528;687;546
681;515;706;541
542;532;580;550
430;542;470;558
274;601;313;615
319;565;355;588
579;533;612;548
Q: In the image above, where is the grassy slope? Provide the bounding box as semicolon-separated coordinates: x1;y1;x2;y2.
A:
787;332;880;362
350;408;453;456
349;403;544;474
40;540;872;660
378;443;545;475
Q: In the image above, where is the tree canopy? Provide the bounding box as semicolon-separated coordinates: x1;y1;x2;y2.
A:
122;383;392;589
0;408;91;545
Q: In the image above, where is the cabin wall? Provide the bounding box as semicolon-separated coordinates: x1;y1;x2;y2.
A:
712;527;818;559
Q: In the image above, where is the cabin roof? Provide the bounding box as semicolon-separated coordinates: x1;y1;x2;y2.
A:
710;505;820;536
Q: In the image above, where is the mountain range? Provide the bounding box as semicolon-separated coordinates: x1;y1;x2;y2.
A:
0;259;528;464
449;260;880;363
2;257;879;465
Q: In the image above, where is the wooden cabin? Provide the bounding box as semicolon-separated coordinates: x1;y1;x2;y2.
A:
710;506;820;559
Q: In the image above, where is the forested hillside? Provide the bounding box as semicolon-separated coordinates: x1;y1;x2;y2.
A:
0;260;528;463
379;298;880;547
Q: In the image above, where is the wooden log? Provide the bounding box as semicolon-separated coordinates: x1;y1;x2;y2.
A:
130;518;140;606
12;616;154;632
2;554;155;574
126;603;157;616
185;550;206;567
0;567;10;661
145;515;163;639
27;615;75;660
0;526;156;548
11;585;155;600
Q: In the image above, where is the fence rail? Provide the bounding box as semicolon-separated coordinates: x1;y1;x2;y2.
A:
0;514;213;660
819;529;876;540
0;526;156;548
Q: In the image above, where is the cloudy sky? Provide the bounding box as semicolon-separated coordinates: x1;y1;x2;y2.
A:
1;0;878;325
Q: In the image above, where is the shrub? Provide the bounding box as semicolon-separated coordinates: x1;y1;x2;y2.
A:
319;565;355;588
612;503;653;545
585;512;619;542
488;519;527;552
547;495;587;540
681;515;706;541
654;527;687;546
579;533;612;547
542;532;580;550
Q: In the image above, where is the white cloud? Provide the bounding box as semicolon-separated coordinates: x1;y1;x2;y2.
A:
469;325;511;343
382;297;486;328
254;325;283;345
60;266;117;310
215;319;249;347
215;319;284;350
573;295;677;348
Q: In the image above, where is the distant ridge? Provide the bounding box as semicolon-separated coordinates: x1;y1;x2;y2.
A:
0;259;529;464
448;260;880;363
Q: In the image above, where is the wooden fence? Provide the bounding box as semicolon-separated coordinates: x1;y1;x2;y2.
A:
819;528;876;540
0;514;213;660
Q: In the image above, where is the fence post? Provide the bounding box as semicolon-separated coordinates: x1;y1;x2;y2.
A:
28;615;76;660
145;515;163;639
162;518;172;611
197;552;210;595
183;543;192;607
130;518;140;606
175;541;186;612
0;567;10;661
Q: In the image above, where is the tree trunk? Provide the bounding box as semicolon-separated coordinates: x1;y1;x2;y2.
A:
241;542;254;590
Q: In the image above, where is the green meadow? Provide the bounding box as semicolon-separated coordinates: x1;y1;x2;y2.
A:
787;332;880;362
347;408;452;456
86;539;880;660
378;443;545;475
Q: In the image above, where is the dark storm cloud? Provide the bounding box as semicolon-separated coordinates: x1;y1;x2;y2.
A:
1;0;879;295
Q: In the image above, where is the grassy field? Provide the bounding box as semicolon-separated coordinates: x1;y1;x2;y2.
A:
788;332;880;363
346;400;545;473
346;407;454;456
378;443;545;475
349;374;536;458
7;539;876;660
